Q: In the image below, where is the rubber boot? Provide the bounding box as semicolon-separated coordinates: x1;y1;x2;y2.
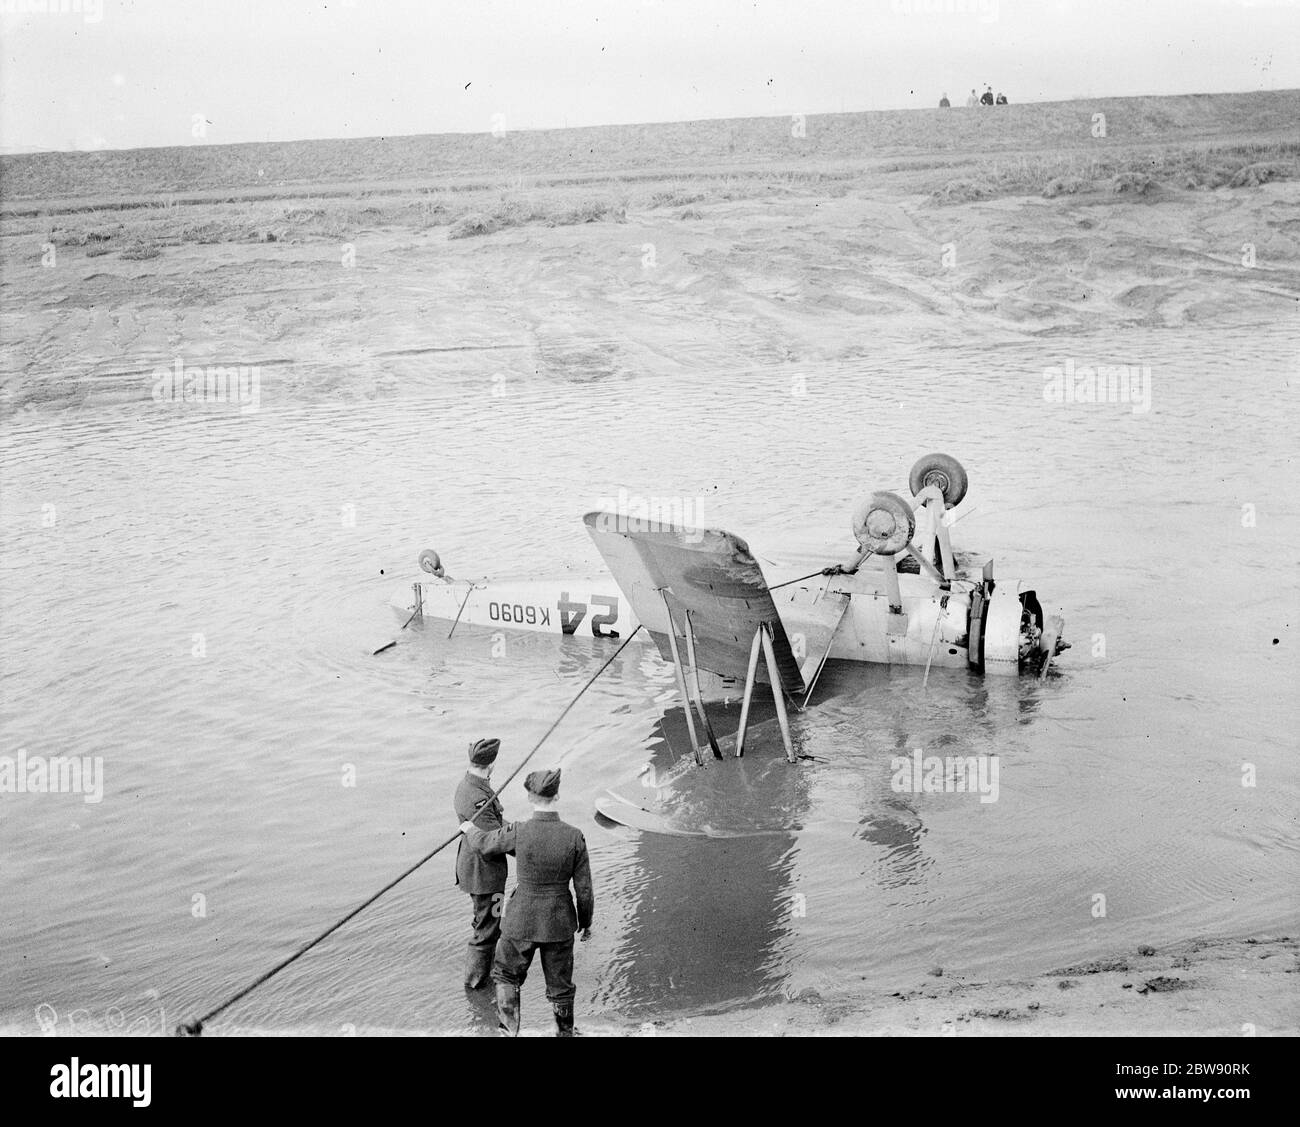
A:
495;983;521;1037
552;1002;575;1037
463;947;493;990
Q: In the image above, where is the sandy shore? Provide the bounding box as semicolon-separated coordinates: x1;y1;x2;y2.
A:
636;936;1298;1036
1;937;1291;1037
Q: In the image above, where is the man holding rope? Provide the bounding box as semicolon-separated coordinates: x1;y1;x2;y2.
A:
178;630;640;1038
461;767;593;1036
453;737;509;990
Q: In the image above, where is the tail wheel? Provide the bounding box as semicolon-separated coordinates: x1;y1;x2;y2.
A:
909;453;968;507
418;548;445;578
851;491;916;556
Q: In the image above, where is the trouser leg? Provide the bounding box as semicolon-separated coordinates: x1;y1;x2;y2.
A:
491;935;534;986
463;893;501;988
491;936;534;1037
539;939;576;1006
540;939;576;1036
469;893;502;950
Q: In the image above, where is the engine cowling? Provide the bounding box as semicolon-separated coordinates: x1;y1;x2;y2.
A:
981;582;1047;675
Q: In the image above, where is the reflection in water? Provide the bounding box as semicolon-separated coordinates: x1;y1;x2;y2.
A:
856;796;927;891
597;711;801;1015
459;979;499;1036
592;656;1070;1015
594;656;1057;1015
605;832;799;1016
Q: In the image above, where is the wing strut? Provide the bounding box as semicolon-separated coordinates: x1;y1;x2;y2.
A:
658;589;704;766
734;622;798;764
801;595;852;709
658;590;723;763
683;610;724;759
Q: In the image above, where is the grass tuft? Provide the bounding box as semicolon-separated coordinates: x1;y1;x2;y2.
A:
119;240;161;260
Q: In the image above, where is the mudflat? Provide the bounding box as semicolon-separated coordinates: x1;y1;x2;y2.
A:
644;937;1299;1036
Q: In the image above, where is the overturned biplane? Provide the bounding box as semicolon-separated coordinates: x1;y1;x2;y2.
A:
391;453;1066;766
580;454;1065;768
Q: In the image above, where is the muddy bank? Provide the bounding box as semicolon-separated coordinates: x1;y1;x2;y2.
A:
634;937;1297;1036
4;175;1298;417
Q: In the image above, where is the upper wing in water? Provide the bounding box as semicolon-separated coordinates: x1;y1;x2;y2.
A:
583;511;805;694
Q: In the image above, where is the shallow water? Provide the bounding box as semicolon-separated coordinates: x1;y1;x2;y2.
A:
2;322;1297;1035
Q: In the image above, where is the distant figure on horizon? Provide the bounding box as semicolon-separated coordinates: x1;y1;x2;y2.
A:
966;89;978;107
939;92;950;108
981;86;995;106
996;92;1008;105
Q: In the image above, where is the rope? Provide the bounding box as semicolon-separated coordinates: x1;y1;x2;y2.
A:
767;550;874;591
768;568;835;591
177;622;644;1036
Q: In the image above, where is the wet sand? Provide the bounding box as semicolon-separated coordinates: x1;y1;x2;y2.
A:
4;166;1298;417
642;937;1298;1037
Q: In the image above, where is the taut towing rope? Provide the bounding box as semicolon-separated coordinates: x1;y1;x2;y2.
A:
767;550;874;592
176;623;645;1037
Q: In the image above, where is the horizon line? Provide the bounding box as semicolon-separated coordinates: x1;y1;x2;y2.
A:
3;84;1296;160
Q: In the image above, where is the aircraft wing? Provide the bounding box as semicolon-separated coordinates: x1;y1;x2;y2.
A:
583;512;806;695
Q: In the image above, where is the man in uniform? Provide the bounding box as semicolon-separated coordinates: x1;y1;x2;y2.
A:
460;767;593;1036
453;737;508;990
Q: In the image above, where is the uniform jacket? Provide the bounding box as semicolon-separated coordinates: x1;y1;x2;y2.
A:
466;811;594;942
454;772;508;894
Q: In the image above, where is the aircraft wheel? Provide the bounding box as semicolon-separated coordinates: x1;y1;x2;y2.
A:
851;491;916;556
418;548;445;578
909;453;968;507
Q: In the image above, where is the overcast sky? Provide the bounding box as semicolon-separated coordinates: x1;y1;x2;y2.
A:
1;0;1295;152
